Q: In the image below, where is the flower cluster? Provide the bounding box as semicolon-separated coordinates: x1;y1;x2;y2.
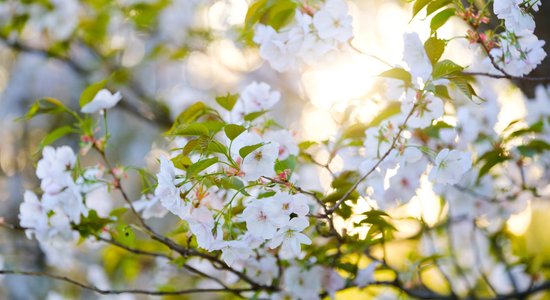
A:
7;0;550;299
253;0;353;72
490;0;546;76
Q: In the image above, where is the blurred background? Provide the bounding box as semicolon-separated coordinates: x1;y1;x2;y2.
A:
0;0;549;299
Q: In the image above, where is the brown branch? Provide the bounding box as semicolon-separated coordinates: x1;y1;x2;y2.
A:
0;35;171;128
95;147;275;292
462;71;550;82
0;270;254;296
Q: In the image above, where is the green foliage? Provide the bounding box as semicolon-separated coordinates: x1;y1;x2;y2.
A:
239;143;264;159
36;125;77;154
224;124;246;140
378;68;412;85
80;80;107;108
244;110;268;122
424;37;447;65
412;0;433;19
426;0;452;16
75;210;113;238
476;147;511;180
186;157;219;178
245;0;298;31
215;93;239;111
517;140;550;158
275;155;297;174
432;59;464;79
22;97;74;120
430;8;456;32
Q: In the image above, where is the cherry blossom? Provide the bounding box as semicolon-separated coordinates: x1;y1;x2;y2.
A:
81;89;123;113
312;0;353;43
429;149;473;185
268;217;311;259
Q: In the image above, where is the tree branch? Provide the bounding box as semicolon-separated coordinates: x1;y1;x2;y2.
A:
0;270;254;296
462;71;550;82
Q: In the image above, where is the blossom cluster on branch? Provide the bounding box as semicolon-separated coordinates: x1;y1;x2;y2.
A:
1;0;550;299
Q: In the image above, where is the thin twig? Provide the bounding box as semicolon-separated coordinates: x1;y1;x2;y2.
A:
0;270;254;296
326;104;418;215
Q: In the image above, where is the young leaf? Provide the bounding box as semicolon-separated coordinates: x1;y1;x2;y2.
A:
432;60;464;79
207;140;228;154
266;0;297;30
426;0;452;16
224;124;246;140
186;157;219;177
80;80;107;108
430;8;456;32
239;143;264;159
22;97;71;120
517;140;550;157
412;0;433;19
170;123;210;137
215;93;239;111
220;177;245;191
378;68;412;84
275;155;297;173
424;37;446;64
244;110;267;122
36;125;76;154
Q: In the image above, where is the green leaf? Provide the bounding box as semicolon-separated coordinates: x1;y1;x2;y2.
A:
186;157;219;177
36;125;76;154
517;140;550;157
80;80;107;108
266;0;297;30
75;210;112;238
115;224;136;247
426;0;452;16
430;8;456;32
224;124;246;140
245;0;271;29
449;77;479;101
477;148;510;180
170;123;210;136
378;68;412;84
424;37;446;65
215;93;239;111
434;85;451;99
21;97;71;120
432;60;464;78
172;102;209;127
220;177;245;191
505;121;544;141
181;139;201;156
244;110;268;122
172;155;193;170
412;0;433;19
298;141;317;151
207;140;227;154
244;0;297;31
275;155;297;174
239;143;264;159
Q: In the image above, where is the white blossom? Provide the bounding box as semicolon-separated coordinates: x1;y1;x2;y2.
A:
241;199;287;240
429;149;473;185
268;217;311;259
489;30;546;77
312;0;353;43
81;89;122;113
283;265;323;300
355;262;380;287
493;0;540;32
